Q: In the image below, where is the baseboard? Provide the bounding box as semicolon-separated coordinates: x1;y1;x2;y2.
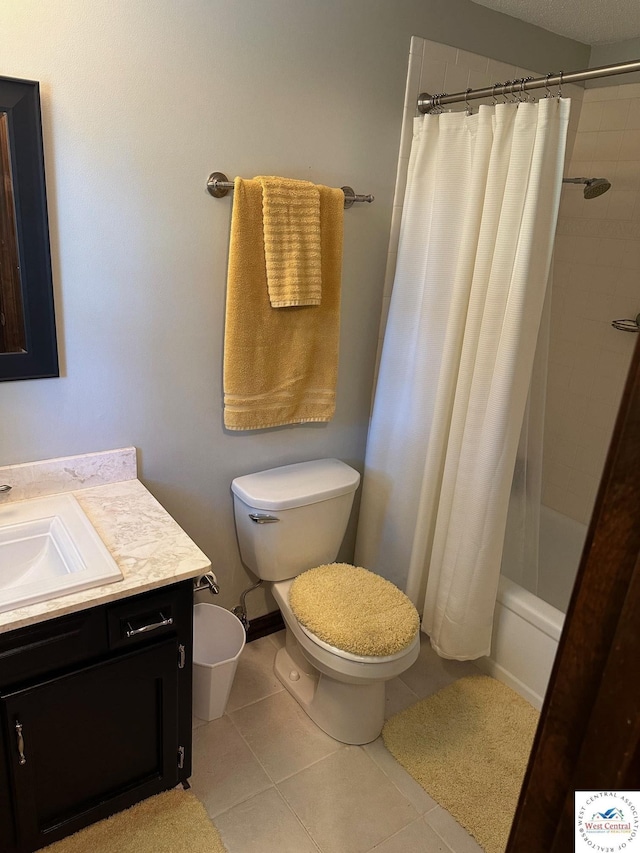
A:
246;610;285;643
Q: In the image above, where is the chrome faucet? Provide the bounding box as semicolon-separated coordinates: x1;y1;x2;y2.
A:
0;485;12;494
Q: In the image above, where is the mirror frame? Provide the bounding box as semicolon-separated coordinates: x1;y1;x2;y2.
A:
0;76;58;381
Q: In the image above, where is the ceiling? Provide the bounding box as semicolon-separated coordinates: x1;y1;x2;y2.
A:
469;0;640;45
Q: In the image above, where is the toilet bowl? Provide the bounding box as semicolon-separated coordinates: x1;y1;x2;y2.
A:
273;578;419;743
232;459;420;744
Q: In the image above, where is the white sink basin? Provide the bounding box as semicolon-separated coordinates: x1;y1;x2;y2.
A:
0;493;123;613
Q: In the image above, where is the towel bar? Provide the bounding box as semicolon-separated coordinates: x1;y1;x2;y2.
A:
207;172;374;209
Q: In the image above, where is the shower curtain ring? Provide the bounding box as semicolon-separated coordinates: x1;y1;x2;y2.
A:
492;82;500;105
524;76;535;101
557;71;563;98
464;88;473;115
519;78;527;102
544;72;553;97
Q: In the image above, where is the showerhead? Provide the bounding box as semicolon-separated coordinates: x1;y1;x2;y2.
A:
562;176;612;199
583;178;612;199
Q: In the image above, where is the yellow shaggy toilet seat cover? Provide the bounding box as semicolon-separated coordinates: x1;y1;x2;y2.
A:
289;563;420;657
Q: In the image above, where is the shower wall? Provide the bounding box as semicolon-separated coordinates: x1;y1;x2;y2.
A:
544;82;640;526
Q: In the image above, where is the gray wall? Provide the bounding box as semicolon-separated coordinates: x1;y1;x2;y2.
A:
589;38;640;86
0;0;588;618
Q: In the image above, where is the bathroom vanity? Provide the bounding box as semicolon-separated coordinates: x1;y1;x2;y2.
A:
0;449;211;852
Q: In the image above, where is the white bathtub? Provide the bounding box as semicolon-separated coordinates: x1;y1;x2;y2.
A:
538;505;587;613
476;575;563;709
476;506;587;710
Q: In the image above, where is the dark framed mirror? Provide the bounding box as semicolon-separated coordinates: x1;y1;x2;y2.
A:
0;76;58;381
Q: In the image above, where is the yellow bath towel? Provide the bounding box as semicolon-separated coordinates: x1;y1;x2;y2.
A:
223;177;344;430
256;176;322;307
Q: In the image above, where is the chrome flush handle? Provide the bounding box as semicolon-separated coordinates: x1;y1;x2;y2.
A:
248;513;280;524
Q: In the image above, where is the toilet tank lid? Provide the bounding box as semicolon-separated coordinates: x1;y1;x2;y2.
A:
231;459;360;511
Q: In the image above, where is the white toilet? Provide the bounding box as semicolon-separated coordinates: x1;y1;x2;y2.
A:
232;458;420;744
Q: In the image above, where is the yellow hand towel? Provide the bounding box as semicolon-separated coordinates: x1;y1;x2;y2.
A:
256;176;322;307
223;177;344;430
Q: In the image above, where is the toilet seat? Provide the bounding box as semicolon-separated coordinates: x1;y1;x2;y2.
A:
288;563;420;657
272;579;420;684
297;621;418;664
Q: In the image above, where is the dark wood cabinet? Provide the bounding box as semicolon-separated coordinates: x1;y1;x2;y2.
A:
0;580;193;853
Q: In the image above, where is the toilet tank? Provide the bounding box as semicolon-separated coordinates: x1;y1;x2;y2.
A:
231;459;360;582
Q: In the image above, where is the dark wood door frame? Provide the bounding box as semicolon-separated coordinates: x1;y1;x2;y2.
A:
507;336;640;851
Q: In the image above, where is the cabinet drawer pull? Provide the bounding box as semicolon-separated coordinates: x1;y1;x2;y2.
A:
15;720;26;766
125;613;173;638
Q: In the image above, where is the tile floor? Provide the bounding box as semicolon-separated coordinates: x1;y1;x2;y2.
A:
190;630;485;853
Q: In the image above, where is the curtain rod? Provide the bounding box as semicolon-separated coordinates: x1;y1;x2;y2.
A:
418;58;640;113
207;172;374;209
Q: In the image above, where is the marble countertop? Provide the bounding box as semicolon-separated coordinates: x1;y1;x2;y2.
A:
0;477;211;634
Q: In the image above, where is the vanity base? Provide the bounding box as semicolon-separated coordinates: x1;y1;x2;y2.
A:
0;580;193;853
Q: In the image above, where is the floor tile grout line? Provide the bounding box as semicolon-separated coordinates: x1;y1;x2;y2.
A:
270;786;325;853
226;682;334;853
270;740;347;785
224;636;285;714
226;642;354;794
227;695;346;787
425;808;476;853
226;682;284;714
225;710;281;784
275;778;330;852
227;702;343;790
361;815;436;853
350;744;423;833
193;712;281;820
205;780;276;822
275;748;421;853
208;783;323;852
396;673;421;697
226;683;285;716
422;815;457;853
372;817;424;852
363;740;439;817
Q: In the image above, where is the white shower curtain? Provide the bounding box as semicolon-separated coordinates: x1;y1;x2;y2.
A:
355;98;569;660
500;279;551;595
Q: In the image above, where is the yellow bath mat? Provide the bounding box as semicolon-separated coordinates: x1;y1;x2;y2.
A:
42;788;227;853
223;177;344;430
382;675;538;853
289;563;419;656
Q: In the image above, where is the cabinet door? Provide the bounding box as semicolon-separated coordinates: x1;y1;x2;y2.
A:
1;639;179;851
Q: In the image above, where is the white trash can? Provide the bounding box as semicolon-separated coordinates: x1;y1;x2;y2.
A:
193;603;246;721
